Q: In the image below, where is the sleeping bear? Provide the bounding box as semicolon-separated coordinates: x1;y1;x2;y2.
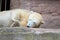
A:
0;9;44;28
27;11;44;28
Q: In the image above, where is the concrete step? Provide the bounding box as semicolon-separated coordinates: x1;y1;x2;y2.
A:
0;27;60;40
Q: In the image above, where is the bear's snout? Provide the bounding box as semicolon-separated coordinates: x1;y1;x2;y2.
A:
27;26;30;28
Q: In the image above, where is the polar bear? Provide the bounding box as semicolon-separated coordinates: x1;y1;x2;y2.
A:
0;9;44;28
27;11;44;28
10;9;44;28
0;9;31;27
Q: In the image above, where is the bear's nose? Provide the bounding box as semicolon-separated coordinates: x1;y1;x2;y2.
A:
27;26;29;27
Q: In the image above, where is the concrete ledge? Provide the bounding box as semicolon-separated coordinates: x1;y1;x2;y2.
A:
0;27;60;40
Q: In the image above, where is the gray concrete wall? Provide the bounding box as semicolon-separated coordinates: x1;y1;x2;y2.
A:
10;0;60;29
0;27;60;40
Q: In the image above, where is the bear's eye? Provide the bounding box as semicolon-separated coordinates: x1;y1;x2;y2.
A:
33;22;37;26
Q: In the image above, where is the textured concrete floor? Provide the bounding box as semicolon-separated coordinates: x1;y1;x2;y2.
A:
0;27;60;40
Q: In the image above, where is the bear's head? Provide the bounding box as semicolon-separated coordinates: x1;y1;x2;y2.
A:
27;13;44;28
27;19;44;28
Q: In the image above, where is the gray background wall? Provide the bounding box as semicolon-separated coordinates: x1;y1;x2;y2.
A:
10;0;60;29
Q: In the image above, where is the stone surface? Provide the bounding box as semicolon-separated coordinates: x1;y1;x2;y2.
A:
0;27;34;40
10;0;60;29
0;27;60;40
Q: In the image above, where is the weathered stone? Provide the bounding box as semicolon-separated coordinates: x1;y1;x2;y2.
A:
0;27;60;40
0;27;34;40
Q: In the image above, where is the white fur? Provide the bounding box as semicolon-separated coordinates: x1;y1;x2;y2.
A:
0;9;44;28
0;11;13;27
0;9;31;27
0;9;21;27
27;11;44;28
